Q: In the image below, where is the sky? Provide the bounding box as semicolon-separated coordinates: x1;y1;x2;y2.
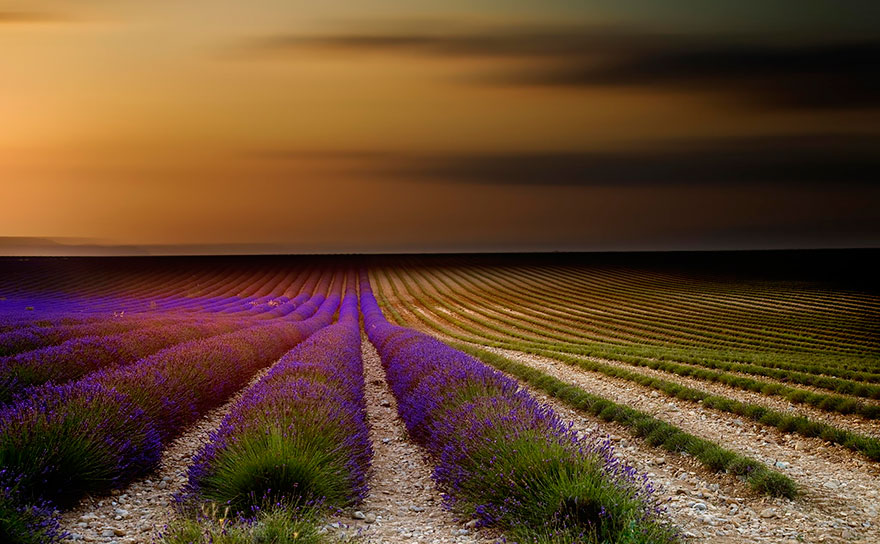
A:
1;0;878;254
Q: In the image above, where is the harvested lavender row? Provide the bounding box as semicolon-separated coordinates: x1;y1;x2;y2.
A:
0;317;255;404
181;278;369;511
360;272;678;544
0;291;339;544
160;277;370;542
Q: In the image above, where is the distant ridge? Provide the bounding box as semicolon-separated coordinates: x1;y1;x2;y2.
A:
1;236;877;257
0;237;150;257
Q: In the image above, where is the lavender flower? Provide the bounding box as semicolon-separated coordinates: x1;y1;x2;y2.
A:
183;273;372;513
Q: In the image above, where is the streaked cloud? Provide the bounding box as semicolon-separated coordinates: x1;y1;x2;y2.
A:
505;40;880;110
257;133;880;187
248;149;395;161
250;24;669;59
3;2;879;252
254;23;880;110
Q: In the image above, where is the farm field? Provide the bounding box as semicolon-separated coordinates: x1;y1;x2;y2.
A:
0;253;877;544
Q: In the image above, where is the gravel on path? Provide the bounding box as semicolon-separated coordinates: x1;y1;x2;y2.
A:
58;367;274;544
477;344;880;544
324;338;499;544
554;348;880;439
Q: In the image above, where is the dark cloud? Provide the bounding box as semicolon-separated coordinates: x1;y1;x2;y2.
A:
377;134;880;186
507;40;880;110
255;25;655;58
257;24;880;110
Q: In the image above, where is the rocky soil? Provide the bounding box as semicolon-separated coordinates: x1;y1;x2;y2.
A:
557;348;880;439
478;344;880;543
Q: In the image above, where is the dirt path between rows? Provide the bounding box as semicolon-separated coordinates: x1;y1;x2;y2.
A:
57;328;497;544
324;338;499;544
546;349;880;440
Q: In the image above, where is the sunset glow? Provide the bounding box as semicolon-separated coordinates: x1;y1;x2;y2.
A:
2;1;878;253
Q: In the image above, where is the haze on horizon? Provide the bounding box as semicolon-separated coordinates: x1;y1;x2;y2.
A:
1;0;878;255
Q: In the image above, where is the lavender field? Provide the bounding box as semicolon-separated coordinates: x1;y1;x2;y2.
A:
0;254;877;544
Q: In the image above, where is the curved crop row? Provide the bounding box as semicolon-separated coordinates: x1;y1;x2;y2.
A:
426;264;880;359
455;261;879;353
0;293;266;358
375;285;805;500
406;265;880;383
378;274;880;463
374;283;799;498
0;317;162;357
361;272;677;544
451;265;880;377
389;269;880;419
424;265;818;354
521;261;880;326
0;314;115;335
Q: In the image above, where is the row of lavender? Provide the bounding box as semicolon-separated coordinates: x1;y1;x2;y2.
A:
0;292;292;357
161;274;372;541
0;263;328;328
0;317;249;404
0;278;319;355
0;272;341;543
0;272;331;403
0;263;324;335
360;272;677;543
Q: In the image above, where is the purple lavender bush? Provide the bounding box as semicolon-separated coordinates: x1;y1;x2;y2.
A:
0;318;250;404
0;469;66;544
88;294;338;444
0;382;161;507
161;276;369;543
0;291;340;544
360;271;678;544
182;279;370;512
0;317;154;357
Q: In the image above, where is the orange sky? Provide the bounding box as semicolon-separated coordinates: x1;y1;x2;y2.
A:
1;1;878;252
